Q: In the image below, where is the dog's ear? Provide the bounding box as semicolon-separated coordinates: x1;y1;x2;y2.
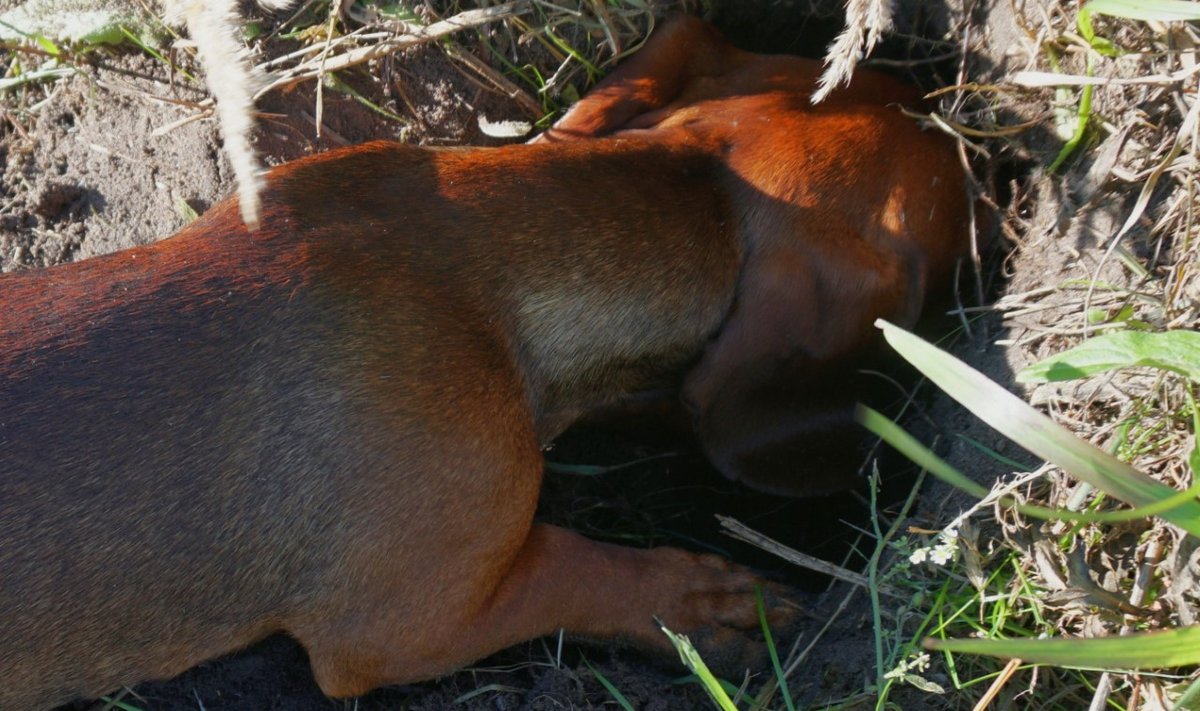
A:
533;15;739;141
681;235;922;498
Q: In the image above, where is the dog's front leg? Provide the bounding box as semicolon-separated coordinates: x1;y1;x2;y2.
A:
298;524;793;697
534;14;744;141
460;524;793;664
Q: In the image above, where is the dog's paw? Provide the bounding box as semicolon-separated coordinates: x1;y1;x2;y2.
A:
633;547;801;678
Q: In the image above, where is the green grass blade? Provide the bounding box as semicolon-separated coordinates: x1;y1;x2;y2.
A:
857;404;1200;524
956;433;1038;471
659;622;739;711
928;624;1200;668
1077;7;1120;56
582;655;636;711
1018;330;1200;384
1047;58;1095;173
541;26;601;83
98;694;144;711
1085;0;1200;21
875;320;1200;537
1172;675;1200;711
855;405;989;498
322;73;408;124
544;452;673;476
1188;389;1199;476
119;26;194;82
756;587;796;711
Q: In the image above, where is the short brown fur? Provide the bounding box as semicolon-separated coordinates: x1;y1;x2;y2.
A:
0;16;970;708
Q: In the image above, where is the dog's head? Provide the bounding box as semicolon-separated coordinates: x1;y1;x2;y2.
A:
540;16;973;496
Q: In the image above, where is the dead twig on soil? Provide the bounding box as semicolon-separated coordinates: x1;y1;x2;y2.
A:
254;3;530;98
718;515;905;599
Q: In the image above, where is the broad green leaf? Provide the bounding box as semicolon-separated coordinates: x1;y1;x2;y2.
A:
1085;0;1200;21
241;21;264;42
373;2;421;21
82;23;129;46
1018;329;1200;384
929;624;1200;668
32;32;60;56
1173;676;1200;710
876;320;1200;538
1077;7;1121;57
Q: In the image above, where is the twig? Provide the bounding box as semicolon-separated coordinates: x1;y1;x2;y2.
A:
717;515;903;598
973;657;1023;711
255;3;530;99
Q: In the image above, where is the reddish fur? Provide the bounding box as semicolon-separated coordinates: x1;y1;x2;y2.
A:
0;16;970;708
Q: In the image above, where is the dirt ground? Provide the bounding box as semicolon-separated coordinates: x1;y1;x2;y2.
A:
1;0;1158;708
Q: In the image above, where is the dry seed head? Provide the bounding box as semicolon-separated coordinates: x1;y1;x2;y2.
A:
812;0;895;104
162;0;300;229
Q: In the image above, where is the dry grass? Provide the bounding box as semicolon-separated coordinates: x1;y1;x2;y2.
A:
1;0;694;225
872;2;1200;709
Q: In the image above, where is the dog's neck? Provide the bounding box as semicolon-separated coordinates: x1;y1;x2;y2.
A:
478;143;743;442
513;261;735;442
258;139;746;442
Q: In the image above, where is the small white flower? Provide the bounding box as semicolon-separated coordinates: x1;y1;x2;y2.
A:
913;652;931;673
929;543;957;566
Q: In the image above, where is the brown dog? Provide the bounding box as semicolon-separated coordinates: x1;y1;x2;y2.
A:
0;15;969;709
